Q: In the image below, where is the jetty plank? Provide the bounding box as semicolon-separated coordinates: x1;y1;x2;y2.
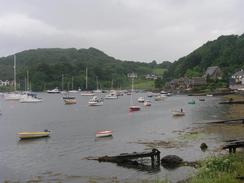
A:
89;149;161;167
222;140;244;153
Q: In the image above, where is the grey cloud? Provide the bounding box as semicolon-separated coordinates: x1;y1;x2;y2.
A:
0;0;243;62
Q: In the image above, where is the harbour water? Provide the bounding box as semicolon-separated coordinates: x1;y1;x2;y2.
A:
0;93;239;182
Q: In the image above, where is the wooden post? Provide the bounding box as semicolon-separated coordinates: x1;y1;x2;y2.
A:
151;155;155;167
156;153;160;165
229;148;232;154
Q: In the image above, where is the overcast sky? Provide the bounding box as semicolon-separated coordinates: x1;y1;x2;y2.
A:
0;0;243;62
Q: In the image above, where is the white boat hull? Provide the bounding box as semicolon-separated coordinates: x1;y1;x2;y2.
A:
104;96;118;99
4;93;22;100
19;95;42;103
88;101;103;106
81;92;95;96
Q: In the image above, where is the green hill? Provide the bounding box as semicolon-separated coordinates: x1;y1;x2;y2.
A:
165;34;244;80
0;48;168;91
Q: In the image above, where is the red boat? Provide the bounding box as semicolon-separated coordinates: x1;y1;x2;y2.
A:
96;130;112;138
129;105;141;112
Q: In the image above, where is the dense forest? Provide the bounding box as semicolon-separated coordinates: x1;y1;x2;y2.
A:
164;34;244;81
0;48;168;91
1;34;244;91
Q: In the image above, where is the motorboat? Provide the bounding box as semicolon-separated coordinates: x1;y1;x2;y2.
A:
147;92;153;97
95;130;112;138
172;110;185;116
47;88;60;94
104;91;118;99
17;130;50;139
137;97;145;103
19;93;42;103
88;96;103;106
160;90;167;95
128;74;140;112
199;98;205;101
166;93;172;96
144;100;152;106
69;90;78;93
63;96;77;104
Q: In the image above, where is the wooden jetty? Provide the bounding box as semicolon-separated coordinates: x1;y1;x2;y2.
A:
210;118;244;124
87;148;161;167
219;100;244;104
222;140;244;153
195;118;244;124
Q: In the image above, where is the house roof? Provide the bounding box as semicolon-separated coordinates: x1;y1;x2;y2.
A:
232;70;244;77
205;66;220;76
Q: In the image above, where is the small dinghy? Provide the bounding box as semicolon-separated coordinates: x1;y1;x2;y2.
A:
188;100;195;104
63;96;77;104
129;105;141;112
137;97;145;103
144;100;152;106
172;109;185;116
17;130;50;139
96;130;112;138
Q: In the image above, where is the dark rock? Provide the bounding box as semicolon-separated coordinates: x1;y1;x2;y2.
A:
200;143;208;151
161;155;183;169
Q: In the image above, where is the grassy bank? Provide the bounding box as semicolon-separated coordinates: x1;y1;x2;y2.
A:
184;152;244;183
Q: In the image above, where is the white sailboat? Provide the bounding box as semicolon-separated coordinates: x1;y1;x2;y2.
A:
69;76;78;93
128;73;140;112
88;96;103;106
4;55;22;100
105;80;118;99
93;76;102;93
19;70;42;103
62;81;77;104
81;68;95;96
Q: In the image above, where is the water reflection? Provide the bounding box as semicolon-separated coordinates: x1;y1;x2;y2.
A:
17;137;50;145
116;160;161;173
95;136;113;142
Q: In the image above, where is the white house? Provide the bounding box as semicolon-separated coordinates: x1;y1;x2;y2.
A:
0;80;10;86
231;69;244;84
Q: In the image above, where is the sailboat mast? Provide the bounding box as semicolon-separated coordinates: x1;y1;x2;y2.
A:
130;77;134;105
71;76;74;90
85;67;88;90
61;74;64;91
13;55;16;91
96;76;98;90
26;70;29;91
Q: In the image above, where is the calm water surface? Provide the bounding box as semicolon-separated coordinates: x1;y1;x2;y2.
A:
0;93;233;182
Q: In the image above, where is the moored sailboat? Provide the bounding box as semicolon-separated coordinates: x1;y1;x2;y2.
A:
81;68;95;96
4;55;22;100
88;96;103;106
128;73;140;112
